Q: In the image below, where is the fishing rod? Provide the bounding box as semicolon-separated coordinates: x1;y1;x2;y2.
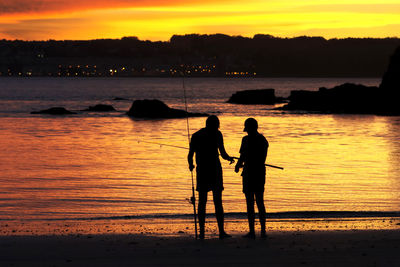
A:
231;156;284;170
182;74;198;240
137;140;284;170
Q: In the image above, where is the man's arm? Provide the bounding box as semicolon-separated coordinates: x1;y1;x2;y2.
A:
218;133;234;164
262;138;269;163
188;138;195;171
234;156;244;173
235;137;245;173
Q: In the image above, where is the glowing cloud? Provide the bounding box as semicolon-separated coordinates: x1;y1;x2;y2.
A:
0;0;399;40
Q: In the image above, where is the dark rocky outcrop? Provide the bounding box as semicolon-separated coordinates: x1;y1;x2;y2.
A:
127;99;208;118
380;46;400;92
82;104;116;112
280;46;400;115
31;107;77;115
379;46;400;114
281;83;382;114
227;89;283;104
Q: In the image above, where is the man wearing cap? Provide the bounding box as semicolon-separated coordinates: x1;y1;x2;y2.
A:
188;115;234;239
235;118;269;239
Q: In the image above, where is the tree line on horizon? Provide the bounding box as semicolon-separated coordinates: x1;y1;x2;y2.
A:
1;34;399;77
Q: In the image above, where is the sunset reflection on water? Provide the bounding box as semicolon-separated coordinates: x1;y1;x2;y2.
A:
0;114;399;221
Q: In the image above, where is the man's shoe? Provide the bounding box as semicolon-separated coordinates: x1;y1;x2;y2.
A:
199;232;205;240
260;231;267;239
242;232;256;239
219;232;232;239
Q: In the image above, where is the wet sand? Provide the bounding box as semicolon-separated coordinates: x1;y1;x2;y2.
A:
1;229;400;266
1;218;400;266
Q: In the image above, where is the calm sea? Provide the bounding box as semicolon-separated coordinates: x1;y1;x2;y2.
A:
0;77;399;221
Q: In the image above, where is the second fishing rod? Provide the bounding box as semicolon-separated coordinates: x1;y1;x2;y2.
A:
137;140;284;170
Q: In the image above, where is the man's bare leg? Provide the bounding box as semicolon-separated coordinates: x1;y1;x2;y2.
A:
198;191;207;239
213;190;231;239
255;191;266;238
244;192;256;238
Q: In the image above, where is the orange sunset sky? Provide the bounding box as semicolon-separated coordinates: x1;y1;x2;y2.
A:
0;0;399;41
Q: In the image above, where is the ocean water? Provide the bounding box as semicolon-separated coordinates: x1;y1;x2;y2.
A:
0;77;399;222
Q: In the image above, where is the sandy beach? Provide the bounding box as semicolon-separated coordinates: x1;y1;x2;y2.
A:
1;230;400;266
1;218;400;266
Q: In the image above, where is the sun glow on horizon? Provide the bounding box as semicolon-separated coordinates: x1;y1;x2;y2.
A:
0;0;399;41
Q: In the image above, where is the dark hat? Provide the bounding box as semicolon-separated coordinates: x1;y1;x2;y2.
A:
244;118;258;132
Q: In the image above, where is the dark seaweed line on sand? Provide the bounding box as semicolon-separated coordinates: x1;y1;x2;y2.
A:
2;211;400;222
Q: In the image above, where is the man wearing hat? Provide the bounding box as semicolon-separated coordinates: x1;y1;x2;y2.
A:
235;118;269;239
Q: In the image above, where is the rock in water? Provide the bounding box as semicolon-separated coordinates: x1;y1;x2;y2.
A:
279;46;400;115
113;97;130;101
379;46;400;114
281;83;379;114
82;104;116;112
380;46;400;92
127;99;208;118
227;89;278;104
31;107;76;115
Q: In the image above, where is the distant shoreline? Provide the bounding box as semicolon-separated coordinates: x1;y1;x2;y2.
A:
1;35;398;78
0;76;383;79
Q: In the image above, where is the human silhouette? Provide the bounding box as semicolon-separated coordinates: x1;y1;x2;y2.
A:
235;118;269;239
188;115;234;239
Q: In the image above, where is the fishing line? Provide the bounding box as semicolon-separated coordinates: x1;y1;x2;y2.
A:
137;140;284;170
137;140;188;150
182;72;198;239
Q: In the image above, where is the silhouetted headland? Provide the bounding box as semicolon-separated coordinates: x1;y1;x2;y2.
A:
280;46;400;115
227;89;285;104
82;104;116;112
31;107;76;115
1;34;399;77
127;99;208;118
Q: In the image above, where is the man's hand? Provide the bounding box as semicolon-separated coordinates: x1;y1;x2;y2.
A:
234;163;242;173
227;157;235;165
189;163;195;171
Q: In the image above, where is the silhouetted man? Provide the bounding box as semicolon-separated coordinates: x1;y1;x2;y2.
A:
188;115;234;239
235;118;269;239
